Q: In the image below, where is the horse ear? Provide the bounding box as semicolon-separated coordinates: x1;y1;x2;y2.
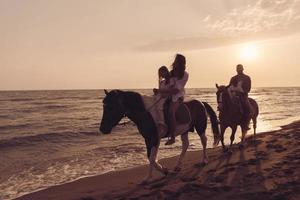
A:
215;84;219;89
104;89;109;95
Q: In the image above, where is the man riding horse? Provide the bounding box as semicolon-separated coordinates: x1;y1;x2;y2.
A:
229;64;251;130
216;64;258;151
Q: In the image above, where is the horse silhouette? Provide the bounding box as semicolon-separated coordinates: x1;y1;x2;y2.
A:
215;84;259;152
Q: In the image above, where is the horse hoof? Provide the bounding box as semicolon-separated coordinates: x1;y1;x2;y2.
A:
223;148;228;153
174;166;181;172
239;144;244;149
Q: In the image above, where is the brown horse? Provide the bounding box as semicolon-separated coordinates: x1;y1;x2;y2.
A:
215;84;259;152
100;90;220;183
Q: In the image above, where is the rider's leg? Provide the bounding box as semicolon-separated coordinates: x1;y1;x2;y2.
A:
156;98;167;137
241;95;251;130
165;101;179;145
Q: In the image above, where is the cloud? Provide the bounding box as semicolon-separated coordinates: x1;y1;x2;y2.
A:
208;0;300;36
136;0;300;51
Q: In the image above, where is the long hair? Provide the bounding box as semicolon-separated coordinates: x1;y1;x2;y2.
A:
171;54;186;79
158;66;170;85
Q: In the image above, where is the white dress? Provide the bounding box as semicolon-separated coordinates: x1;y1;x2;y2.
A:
155;79;172;124
171;71;189;102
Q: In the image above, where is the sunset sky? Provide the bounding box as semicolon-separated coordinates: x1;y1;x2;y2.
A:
1;0;300;90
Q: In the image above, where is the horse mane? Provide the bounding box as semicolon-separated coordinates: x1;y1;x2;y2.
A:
218;85;229;91
217;85;231;110
120;90;146;112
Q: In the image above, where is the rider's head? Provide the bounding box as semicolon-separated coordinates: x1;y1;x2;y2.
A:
236;64;244;75
158;66;170;80
172;54;186;79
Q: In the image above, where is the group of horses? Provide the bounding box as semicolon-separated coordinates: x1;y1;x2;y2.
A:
99;85;259;183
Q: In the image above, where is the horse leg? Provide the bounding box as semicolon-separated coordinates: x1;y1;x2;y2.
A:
143;140;167;184
193;108;209;165
240;127;248;148
253;116;257;136
143;145;156;183
200;133;208;165
220;125;227;152
151;141;168;173
229;126;237;150
174;133;189;172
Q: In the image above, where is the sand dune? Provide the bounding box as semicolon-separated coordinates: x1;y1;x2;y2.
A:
16;121;300;200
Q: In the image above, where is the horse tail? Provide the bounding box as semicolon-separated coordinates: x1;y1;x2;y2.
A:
202;102;220;146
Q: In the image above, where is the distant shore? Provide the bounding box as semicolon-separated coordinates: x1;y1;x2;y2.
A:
16;121;300;200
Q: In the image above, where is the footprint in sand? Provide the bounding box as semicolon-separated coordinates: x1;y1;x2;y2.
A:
266;143;287;153
246;158;259;165
180;176;197;182
220;167;236;174
254;151;269;160
214;175;225;183
283;169;294;176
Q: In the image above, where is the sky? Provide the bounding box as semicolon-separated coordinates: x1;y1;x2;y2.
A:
1;0;300;90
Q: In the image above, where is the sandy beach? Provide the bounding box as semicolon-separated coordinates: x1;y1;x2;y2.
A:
16;120;300;200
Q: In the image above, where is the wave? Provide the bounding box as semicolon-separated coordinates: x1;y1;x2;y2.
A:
16;105;71;114
0;131;98;149
42;105;69;109
6;98;36;102
0;123;32;131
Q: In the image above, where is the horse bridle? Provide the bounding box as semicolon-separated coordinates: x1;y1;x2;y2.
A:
217;91;223;111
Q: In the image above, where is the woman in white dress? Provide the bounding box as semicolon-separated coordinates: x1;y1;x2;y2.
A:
165;54;189;145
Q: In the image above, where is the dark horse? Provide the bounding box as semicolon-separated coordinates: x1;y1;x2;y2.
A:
100;89;220;183
215;84;259;152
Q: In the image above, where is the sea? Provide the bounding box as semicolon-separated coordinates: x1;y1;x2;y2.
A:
0;87;299;200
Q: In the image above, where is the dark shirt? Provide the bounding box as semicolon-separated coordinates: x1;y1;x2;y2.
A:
229;73;251;94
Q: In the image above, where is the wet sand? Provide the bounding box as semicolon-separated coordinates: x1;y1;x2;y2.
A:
16;121;300;200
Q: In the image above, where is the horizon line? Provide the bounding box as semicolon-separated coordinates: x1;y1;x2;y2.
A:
1;86;300;92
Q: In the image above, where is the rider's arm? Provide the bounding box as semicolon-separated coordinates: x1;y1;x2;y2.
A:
244;76;251;93
229;76;235;86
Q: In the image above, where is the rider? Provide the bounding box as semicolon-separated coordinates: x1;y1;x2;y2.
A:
154;66;173;97
153;66;173;135
229;64;251;130
165;54;189;145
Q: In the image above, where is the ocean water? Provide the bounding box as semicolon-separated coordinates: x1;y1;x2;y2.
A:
0;88;299;200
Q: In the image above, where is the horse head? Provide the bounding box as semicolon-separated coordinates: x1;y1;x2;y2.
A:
215;84;229;112
99;89;126;134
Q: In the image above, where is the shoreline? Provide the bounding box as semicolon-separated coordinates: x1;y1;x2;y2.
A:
16;120;300;200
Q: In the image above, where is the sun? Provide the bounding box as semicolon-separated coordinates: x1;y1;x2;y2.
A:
239;43;259;61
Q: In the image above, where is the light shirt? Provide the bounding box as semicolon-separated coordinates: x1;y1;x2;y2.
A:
171;71;189;102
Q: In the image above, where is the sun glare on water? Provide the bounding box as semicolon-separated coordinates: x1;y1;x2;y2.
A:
240;43;259;61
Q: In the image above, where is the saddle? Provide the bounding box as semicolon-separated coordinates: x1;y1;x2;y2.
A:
163;98;192;137
163;98;191;125
231;94;254;124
